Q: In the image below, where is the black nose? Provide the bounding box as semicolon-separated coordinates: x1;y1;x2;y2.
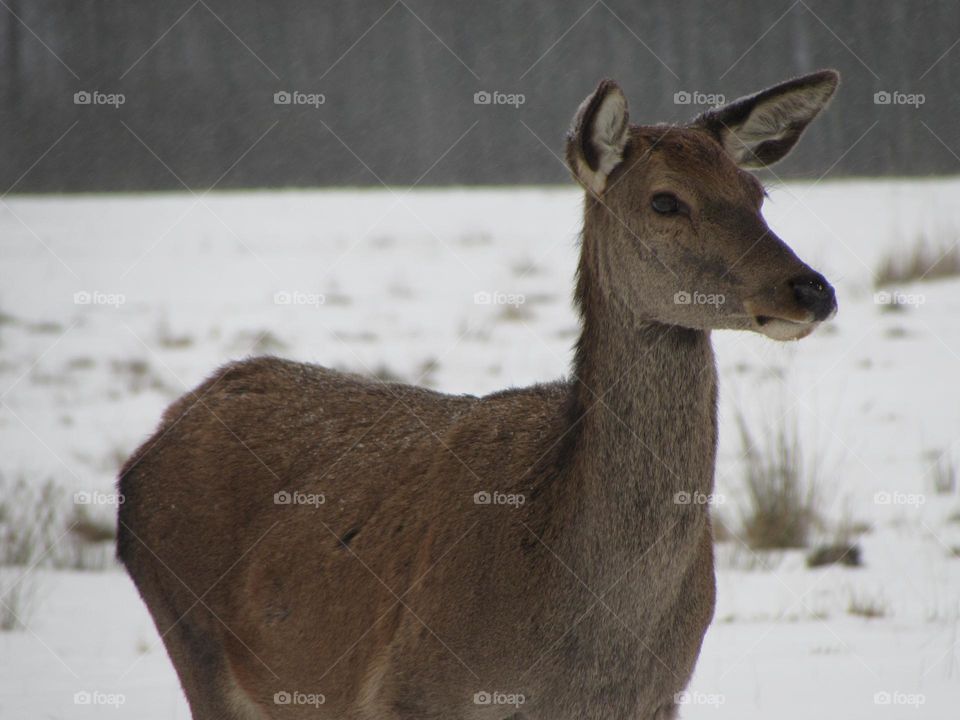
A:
789;273;836;321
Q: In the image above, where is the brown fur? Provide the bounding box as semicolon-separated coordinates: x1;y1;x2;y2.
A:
118;72;839;719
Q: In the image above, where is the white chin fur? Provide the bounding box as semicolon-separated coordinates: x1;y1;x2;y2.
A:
757;318;819;341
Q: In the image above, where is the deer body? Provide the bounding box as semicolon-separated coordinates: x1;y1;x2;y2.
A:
118;71;840;719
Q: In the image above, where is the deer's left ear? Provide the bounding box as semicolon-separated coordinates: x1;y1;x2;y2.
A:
566;80;630;195
696;69;839;168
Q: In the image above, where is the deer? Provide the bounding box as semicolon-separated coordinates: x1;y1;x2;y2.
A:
117;69;839;720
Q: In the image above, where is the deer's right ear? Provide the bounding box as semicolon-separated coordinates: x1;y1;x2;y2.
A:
566;80;629;196
695;70;839;168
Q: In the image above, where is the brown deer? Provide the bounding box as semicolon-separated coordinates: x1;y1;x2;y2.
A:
118;70;839;720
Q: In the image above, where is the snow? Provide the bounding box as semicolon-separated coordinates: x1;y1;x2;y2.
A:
1;179;959;717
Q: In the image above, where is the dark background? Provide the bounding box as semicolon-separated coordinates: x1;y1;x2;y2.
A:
2;0;957;192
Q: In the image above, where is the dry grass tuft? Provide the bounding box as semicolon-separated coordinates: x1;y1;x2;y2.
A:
874;234;960;287
736;409;821;550
847;591;887;619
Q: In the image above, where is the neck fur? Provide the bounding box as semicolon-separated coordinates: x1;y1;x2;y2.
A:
552;224;719;578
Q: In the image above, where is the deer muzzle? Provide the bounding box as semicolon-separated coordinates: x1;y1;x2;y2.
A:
744;271;837;341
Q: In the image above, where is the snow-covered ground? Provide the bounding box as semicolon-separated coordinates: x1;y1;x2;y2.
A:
1;180;959;718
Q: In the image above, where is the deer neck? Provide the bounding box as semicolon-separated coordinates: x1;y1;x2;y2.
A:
560;232;719;558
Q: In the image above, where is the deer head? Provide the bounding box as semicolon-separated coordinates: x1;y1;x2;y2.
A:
566;70;839;341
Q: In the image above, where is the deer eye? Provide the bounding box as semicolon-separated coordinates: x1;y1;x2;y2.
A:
651;193;680;214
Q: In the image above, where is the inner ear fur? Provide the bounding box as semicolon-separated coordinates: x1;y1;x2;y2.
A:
695;69;839;168
566;79;630;194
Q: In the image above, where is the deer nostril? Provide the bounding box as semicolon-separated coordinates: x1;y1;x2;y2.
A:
789;274;836;321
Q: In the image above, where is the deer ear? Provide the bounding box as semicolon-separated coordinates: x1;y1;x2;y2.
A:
696;69;839;168
566;80;630;195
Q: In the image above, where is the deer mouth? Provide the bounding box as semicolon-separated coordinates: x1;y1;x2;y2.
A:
743;294;830;341
752;314;819;341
